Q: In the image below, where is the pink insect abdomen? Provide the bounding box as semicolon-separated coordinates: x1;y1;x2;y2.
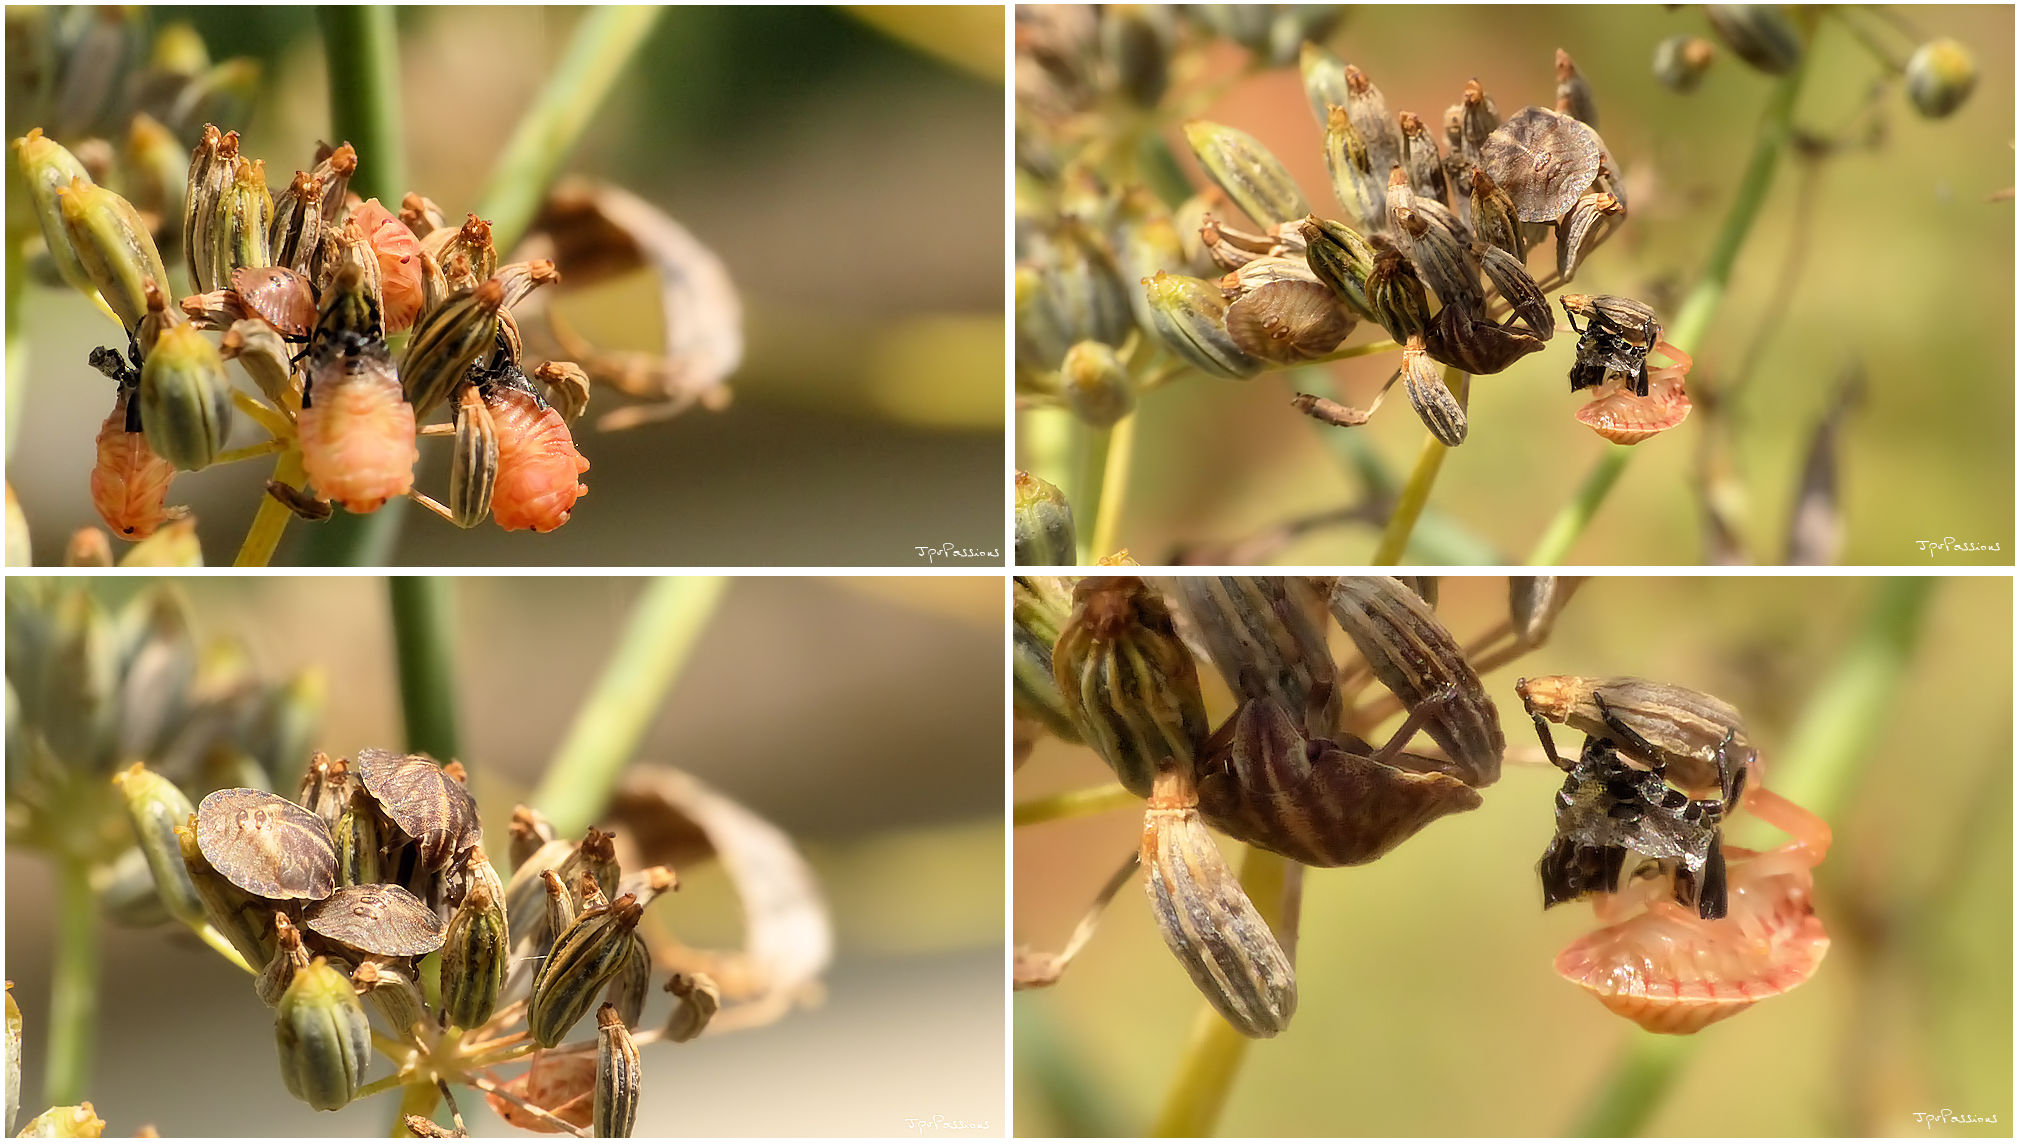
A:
90;396;176;540
298;369;418;513
353;198;426;333
488;389;588;532
1555;846;1828;1034
1575;368;1692;446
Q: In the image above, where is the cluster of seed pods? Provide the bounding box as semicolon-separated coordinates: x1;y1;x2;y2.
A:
13;123;593;542
1521;674;1830;1033
132;749;679;1129
1030;575;1508;1037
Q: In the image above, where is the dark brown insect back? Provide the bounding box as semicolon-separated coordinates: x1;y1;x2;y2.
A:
302;883;447;957
196;788;339;901
353;749;481;869
1479;106;1603;222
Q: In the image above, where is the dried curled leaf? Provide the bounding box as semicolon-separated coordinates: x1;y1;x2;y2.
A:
517;179;742;429
608;766;831;1031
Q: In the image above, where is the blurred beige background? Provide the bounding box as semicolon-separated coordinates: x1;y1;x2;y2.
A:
1015;576;2010;1136
7;575;1004;1135
7;6;1004;566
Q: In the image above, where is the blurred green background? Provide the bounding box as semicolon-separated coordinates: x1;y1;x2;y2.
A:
7;575;1003;1135
7;6;1005;566
1017;5;2013;565
1015;576;2010;1135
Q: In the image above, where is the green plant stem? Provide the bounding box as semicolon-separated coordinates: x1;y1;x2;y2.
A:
1072;423;1113;564
1013;782;1137;826
1528;59;1808;566
1087;413;1136;558
233;446;307;567
474;6;663;251
530;577;726;836
1152;846;1287;1135
1568;576;1936;1136
1371;368;1465;563
392;1078;440;1138
389;577;461;761
43;855;98;1107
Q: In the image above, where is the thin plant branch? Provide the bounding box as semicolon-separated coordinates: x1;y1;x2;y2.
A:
1014;781;1138;826
390;577;462;761
43;854;98;1106
1088;412;1137;558
530;576;727;836
1371;366;1467;563
233;447;308;567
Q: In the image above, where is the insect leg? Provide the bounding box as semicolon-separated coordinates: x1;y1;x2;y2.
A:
1591;691;1669;771
1369;683;1459;767
1530;710;1571;772
1697;834;1729;919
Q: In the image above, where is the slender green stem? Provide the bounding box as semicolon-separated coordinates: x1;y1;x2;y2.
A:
291;7;412;567
1528;59;1808;566
391;1078;441;1138
389;577;461;761
1088;413;1136;558
530;577;727;836
474;6;664;251
1151;846;1288;1135
1568;576;1937;1136
43;855;98;1106
233;446;308;567
1371;367;1465;564
1072;423;1113;564
1013;782;1137;826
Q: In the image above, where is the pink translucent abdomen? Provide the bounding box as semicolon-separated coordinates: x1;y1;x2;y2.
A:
90;399;176;539
488;389;588;532
1575;365;1692;445
298;372;418;513
353;198;426;333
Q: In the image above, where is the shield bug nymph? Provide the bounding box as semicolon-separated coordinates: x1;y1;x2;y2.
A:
1560;294;1662;396
302;883;447;958
196;788;340;901
352;749;482;870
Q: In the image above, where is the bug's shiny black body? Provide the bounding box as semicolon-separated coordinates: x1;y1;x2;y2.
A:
1562;294;1659;397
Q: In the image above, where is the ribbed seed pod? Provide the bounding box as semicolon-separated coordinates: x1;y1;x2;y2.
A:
296;752;356;826
1653;35;1716;93
1141;271;1265;380
181;125;235;292
1556;191;1622;281
1013;472;1075;566
125;115;186;246
603;934;652;1028
399;193;447;237
204;154;271;292
1173;577;1339;733
504;838;576;947
1472;242;1551;337
1342;65;1401;179
430;214;497;291
528;895;646;1047
1365;242;1429;343
594;1005;641;1138
274;957;370;1111
1142;763;1296;1038
1012;575;1082;742
662;973;720;1043
13;128;99;300
57;178;170;332
1328;577;1504;786
137;322;231;472
1052;576;1209;798
507;806;556;871
308;143;357;226
444;386;499;528
110;762;204;927
332;790;383;889
1181;119;1307;228
1322;105;1386;228
1507;577;1577;647
1297;41;1349;128
1059;339;1133;428
254;913;310;1007
440;882;507;1028
1459;80;1500;163
351;958;428;1042
1300;216;1376;320
1554;49;1599;126
268;171;324;276
1401;346;1467;446
1467;167;1525;261
1397;111;1449;206
402;280;505;419
1393;191;1479;310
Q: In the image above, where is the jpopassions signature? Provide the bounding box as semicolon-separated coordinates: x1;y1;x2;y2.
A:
1914;536;2001;556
